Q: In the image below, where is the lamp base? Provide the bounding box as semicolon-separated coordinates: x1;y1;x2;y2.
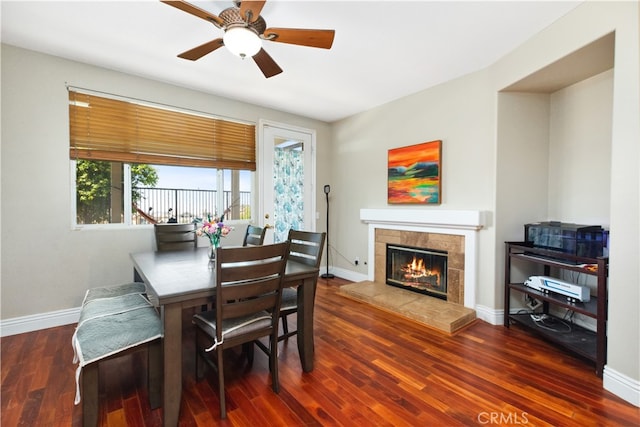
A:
321;273;335;279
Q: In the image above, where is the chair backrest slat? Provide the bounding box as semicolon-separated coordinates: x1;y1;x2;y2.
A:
220;268;282;283
154;223;197;252
243;225;267;246
287;230;326;268
222;292;279;319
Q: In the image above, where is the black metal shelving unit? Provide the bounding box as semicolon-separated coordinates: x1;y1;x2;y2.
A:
504;242;608;377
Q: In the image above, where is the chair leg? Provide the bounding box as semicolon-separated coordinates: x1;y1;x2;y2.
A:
281;315;289;335
195;330;205;380
82;363;99;427
270;334;280;393
243;342;255;367
217;347;227;419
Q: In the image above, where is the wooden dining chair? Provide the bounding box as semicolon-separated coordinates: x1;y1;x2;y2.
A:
277;229;326;341
154;223;197;252
192;242;290;419
242;225;267;246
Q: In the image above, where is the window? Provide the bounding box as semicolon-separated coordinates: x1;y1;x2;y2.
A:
74;161;251;225
69;89;255;226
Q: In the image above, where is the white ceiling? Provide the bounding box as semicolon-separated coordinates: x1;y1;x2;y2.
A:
1;1;581;122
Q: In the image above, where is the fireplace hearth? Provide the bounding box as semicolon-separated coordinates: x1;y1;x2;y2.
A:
345;209;483;332
386;244;448;300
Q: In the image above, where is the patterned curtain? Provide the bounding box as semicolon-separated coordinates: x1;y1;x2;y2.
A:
273;147;304;243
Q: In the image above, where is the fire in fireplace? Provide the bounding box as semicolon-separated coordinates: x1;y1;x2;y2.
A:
386;244;448;300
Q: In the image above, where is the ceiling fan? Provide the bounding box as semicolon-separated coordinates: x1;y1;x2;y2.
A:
161;0;335;78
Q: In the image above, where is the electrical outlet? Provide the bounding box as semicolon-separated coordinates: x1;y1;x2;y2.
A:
355;256;360;266
525;295;542;311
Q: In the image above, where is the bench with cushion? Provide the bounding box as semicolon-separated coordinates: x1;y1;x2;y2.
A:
72;283;163;427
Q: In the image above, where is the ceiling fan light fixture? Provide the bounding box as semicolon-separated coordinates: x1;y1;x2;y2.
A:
224;26;262;58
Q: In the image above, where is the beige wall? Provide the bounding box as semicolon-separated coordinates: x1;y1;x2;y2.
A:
331;69;497;307
548;70;613;224
0;44;331;318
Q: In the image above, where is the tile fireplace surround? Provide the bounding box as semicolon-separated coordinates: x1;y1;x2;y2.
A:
361;208;485;308
340;209;485;333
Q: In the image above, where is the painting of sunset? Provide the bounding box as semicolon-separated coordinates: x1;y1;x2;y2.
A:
388;140;441;204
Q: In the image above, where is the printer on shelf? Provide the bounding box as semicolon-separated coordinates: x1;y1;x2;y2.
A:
524;275;590;302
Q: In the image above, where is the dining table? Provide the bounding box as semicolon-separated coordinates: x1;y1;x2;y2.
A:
130;247;320;427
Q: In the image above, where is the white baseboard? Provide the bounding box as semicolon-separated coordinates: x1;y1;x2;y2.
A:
475;305;503;325
1;307;80;337
604;366;640;407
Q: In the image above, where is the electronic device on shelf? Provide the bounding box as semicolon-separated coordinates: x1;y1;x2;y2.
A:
524;221;608;258
524;275;591;302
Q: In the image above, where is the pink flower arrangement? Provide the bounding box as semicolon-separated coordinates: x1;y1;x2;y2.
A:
196;214;233;247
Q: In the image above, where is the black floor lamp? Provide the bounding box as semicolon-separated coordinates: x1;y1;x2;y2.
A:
321;184;334;279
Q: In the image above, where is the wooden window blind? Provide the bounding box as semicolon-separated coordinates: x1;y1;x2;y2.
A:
69;90;256;171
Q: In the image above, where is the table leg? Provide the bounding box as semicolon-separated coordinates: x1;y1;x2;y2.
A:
163;303;182;427
296;277;315;372
82;363;99;427
148;338;162;409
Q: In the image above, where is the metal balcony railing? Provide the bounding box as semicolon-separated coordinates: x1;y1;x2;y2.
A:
133;187;251;224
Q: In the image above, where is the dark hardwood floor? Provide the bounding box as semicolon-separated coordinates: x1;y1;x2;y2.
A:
2;277;639;426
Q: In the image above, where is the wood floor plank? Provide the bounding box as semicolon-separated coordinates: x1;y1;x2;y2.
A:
18;388;44;426
106;407;126;426
129;394;152;427
1;277;639;426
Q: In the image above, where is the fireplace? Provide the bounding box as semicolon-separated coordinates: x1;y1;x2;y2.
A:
386;244;448;300
361;208;486;308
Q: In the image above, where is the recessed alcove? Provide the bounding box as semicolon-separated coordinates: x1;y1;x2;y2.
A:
496;33;614;318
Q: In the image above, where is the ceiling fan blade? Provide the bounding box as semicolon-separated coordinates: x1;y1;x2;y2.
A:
178;38;224;60
239;1;266;22
252;48;283;78
161;0;223;26
263;28;335;49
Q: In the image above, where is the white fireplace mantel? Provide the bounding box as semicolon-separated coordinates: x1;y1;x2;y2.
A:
360;208;485;230
360;209;486;308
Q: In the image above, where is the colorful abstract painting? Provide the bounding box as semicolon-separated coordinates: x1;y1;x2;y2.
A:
388;140;442;204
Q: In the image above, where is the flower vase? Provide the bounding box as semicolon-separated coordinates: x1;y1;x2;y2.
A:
208;236;221;264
